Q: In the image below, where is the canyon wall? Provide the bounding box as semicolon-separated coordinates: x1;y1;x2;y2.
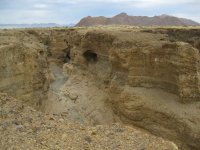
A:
57;28;200;102
0;30;50;108
54;28;200;150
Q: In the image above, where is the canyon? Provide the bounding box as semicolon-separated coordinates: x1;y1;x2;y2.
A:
1;26;200;149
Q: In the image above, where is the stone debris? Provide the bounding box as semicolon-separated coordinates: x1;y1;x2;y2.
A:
0;93;178;150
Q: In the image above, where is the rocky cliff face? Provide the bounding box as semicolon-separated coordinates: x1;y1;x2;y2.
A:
64;28;200;103
51;27;200;150
0;29;50;108
1;27;200;150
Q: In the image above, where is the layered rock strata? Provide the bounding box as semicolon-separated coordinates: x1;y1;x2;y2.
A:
0;29;50;108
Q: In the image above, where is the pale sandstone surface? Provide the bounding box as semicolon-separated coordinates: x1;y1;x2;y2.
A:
1;27;200;149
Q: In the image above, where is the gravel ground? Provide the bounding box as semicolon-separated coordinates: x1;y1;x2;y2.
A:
0;93;178;150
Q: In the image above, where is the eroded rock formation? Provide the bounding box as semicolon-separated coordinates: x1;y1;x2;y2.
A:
1;27;200;149
59;28;200;150
0;30;50;108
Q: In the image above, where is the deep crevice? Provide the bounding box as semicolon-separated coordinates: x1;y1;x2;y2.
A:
83;50;98;62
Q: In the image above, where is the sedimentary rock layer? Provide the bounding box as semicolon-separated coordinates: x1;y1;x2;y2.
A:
0;30;50;108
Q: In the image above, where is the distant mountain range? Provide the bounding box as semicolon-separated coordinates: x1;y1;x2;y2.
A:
76;13;200;27
1;13;199;29
0;23;68;29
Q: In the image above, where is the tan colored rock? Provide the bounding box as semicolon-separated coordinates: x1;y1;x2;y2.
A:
55;27;200;150
0;30;50;108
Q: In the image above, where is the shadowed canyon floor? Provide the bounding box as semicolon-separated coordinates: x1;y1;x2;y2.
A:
1;26;200;150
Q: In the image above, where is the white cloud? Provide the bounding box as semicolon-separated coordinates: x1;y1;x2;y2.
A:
33;4;48;9
31;10;49;17
171;13;200;22
127;0;195;8
0;0;199;24
45;0;78;4
67;0;199;8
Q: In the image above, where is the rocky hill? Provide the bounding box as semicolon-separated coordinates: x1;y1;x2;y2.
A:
76;13;200;26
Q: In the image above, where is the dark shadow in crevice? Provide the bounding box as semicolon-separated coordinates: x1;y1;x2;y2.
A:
64;50;71;63
83;50;98;62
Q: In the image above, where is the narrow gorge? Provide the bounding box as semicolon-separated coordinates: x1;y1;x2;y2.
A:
1;27;200;150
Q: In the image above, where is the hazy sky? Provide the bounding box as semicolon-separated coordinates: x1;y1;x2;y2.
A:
0;0;199;24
